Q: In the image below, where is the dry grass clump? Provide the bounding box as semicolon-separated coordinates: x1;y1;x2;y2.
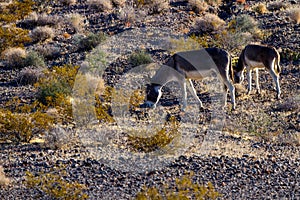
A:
21;12;61;29
43;126;79;149
267;1;290;11
35;45;61;60
119;5;136;24
287;7;300;24
17;66;45;85
1;47;26;68
30;26;54;43
1;48;45;69
253;3;268;14
188;0;208;14
67;13;87;33
87;0;113;11
0;166;10;186
193;13;226;34
36;13;62;27
147;0;169;14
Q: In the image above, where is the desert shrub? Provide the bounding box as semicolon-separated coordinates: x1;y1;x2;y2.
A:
280;48;300;62
0;25;31;54
77;32;107;51
136;173;221;199
193;13;226;35
229;14;259;34
147;0;169;14
26;166;88;200
2;48;45;69
35;44;61;60
128;50;152;67
288;7;300;24
0;100;54;143
1;47;26;68
253;3;268;14
35;65;79;124
268;1;289;11
87;0;113;11
72;72;114;125
188;0;208;13
219;14;262;52
43;126;80;149
0;0;34;23
36;13;61;27
29;26;54;43
135;0;169;13
0;0;34;53
36;65;78;106
24;51;45;67
67;13;87;33
189;15;262;54
127;116;180;153
17;66;45;85
168;37;202;53
84;47;107;74
0;166;10;186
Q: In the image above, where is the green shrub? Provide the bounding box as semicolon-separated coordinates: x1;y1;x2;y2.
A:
0;0;34;53
128;50;152;67
77;32;107;51
36;65;78;107
136;173;221;199
280;48;300;62
26;166;88;200
24;51;45;67
0;100;54;143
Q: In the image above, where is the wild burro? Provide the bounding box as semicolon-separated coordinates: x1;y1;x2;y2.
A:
233;44;281;99
143;48;236;110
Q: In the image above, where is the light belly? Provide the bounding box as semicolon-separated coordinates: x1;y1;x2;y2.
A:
184;69;214;79
245;58;265;69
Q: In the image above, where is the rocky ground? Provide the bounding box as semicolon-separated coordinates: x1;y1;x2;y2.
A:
0;0;299;199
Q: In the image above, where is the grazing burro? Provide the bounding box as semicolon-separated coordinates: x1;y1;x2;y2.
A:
233;44;281;99
143;48;236;110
